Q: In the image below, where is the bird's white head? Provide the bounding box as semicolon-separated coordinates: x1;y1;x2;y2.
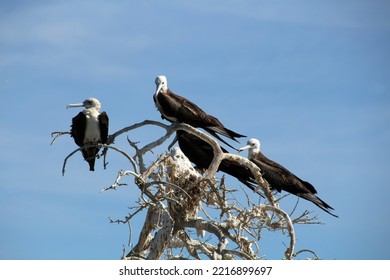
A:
238;138;261;158
66;97;101;111
155;75;168;95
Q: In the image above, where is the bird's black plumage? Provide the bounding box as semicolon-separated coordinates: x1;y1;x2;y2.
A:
154;76;245;150
177;131;258;193
68;98;109;171
240;139;338;217
70;112;109;171
70;112;87;147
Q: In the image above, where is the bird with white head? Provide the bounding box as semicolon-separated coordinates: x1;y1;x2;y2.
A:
66;97;109;171
239;138;338;217
153;75;246;150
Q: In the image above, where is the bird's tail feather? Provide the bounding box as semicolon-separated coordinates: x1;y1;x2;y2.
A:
207;126;246;142
203;128;239;150
224;127;246;139
82;147;99;172
299;193;338;218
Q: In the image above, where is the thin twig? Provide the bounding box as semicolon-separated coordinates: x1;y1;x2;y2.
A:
109;206;145;224
106;120;170;145
101;144;138;173
140;153;170;181
50;131;70;145
62;147;82;176
293;249;320;260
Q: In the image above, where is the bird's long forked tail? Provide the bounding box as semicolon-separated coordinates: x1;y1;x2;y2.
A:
224;127;247;140
207;126;246;141
204;126;246;151
298;192;339;218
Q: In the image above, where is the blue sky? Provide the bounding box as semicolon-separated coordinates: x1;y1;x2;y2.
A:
1;0;389;260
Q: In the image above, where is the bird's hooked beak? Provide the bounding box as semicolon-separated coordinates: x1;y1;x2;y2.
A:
155;82;164;96
66;103;84;109
238;144;251;152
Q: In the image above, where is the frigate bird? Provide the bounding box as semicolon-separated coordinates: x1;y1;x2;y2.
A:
66;98;109;171
154;75;245;150
239;138;338;217
177;131;258;193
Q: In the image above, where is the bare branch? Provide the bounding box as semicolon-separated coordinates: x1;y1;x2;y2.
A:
100;170;137;192
61;142;137;176
126;206;157;259
106;120;170;145
147;209;174;260
170;122;224;178
293;249;320;260
109;206;145;224
262;205;296;260
102;144;138;173
140;153;170;181
223;153;275;206
62;147;82;176
50;131;70;145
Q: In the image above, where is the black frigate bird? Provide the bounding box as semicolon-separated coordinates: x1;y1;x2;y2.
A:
66;97;109;171
176;130;259;193
239;138;338;217
154;75;245;150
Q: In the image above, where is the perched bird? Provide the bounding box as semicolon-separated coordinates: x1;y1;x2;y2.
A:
177;131;258;193
239;138;338;217
154;75;245;149
66;98;109;171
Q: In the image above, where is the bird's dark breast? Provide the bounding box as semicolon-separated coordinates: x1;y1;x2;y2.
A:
155;92;180;122
177;132;214;169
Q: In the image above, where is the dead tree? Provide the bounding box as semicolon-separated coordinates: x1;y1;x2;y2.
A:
52;120;320;260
